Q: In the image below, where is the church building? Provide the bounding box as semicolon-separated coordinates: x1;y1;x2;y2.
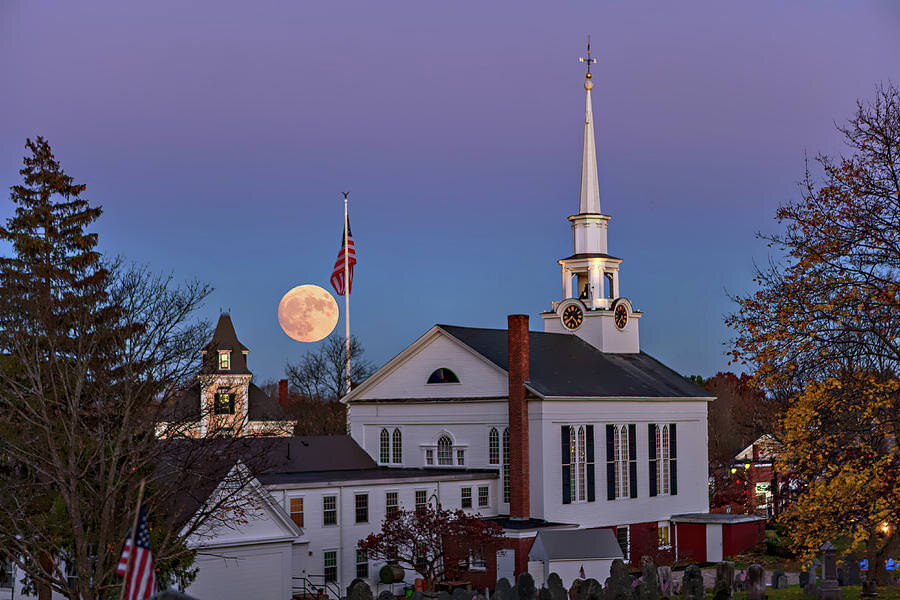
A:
343;61;763;584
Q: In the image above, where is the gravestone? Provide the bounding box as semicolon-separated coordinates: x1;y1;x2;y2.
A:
860;579;877;597
819;543;841;600
349;581;375;600
747;564;766;600
656;567;672;597
547;574;567;600
585;578;604;600
635;557;659;600
497;578;515;600
414;593;426;600
437;591;453;600
842;558;861;586
569;579;588;600
680;565;704;600
517;573;538;600
799;571;810;588
733;571;746;593
379;591;398;600
539;588;554;600
453;587;471;600
771;570;787;589
607;559;633;600
713;562;734;600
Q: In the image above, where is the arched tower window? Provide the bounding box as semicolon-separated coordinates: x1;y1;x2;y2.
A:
488;428;499;465
427;368;460;384
657;424;670;495
379;428;390;464
617;425;629;499
392;428;402;464
437;435;453;465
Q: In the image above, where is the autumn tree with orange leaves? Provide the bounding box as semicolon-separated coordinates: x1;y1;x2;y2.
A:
728;83;899;583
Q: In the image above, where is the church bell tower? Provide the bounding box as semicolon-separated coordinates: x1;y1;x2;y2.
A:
541;42;641;353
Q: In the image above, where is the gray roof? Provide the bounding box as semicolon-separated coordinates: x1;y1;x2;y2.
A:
670;513;765;524
439;325;710;398
201;314;251;374
260;466;499;486
529;528;624;561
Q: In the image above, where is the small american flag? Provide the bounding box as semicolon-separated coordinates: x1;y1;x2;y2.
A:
330;220;356;296
117;505;157;600
579;565;585;579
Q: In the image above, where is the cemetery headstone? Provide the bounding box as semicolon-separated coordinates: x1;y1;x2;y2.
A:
517;573;538;600
540;587;554;600
635;557;658;600
547;573;567;600
569;579;588;600
607;560;633;600
819;543;841;600
453;587;471;600
349;580;375;600
585;578;604;600
379;591;398;600
799;571;810;588
656;567;672;597
680;565;703;600
860;579;877;597
771;570;787;590
497;578;514;600
733;571;746;593
842;558;861;586
713;563;734;600
746;564;766;600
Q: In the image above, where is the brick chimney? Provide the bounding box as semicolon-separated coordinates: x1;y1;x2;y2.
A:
507;314;530;518
278;379;289;407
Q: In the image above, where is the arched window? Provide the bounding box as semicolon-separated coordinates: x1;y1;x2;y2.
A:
502;427;510;503
488;428;500;465
379;428;390;464
437;435;453;466
617;425;629;499
657;424;670;495
427;368;460;384
392;428;402;464
577;426;587;502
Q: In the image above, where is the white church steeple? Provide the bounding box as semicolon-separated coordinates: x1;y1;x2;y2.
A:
541;41;641;353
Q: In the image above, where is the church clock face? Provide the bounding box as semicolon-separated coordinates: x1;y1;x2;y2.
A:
614;304;628;329
562;304;584;330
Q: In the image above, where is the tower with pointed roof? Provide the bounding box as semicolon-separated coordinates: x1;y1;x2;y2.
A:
541;49;641;353
158;314;293;437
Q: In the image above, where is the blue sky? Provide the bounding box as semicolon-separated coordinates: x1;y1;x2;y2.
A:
1;1;898;383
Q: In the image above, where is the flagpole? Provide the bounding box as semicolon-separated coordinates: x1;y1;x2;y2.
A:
342;192;351;395
119;479;146;600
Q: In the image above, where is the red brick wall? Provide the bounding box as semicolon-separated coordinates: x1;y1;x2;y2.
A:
460;536;535;591
722;521;765;558
675;523;706;563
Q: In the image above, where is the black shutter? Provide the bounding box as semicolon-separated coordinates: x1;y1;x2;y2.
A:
586;425;595;502
561;426;571;504
606;424;616;500
628;423;637;499
648;424;658;497
669;423;677;496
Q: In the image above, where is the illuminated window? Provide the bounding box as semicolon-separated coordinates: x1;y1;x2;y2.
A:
323;495;337;526
461;487;472;508
290;497;304;527
386;491;399;518
488;427;500;464
657;521;671;549
616;526;630;559
214;391;235;415
656;424;671;495
427;368;459;384
379;428;390;464
478;486;489;507
392;428;402;463
218;351;230;370
437;435;452;466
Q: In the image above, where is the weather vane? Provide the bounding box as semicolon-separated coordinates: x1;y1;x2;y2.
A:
578;36;597;79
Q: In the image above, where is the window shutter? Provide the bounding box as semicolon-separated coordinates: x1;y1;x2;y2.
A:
670;423;678;495
606;424;616;501
628;423;637;499
648;424;658;497
586;425;595;502
561;426;571;504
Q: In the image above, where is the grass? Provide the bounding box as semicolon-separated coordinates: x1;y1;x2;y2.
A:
728;585;900;600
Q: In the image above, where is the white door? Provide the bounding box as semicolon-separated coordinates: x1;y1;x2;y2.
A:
496;549;515;583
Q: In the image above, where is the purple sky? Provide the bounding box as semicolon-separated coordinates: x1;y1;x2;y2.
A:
2;1;898;383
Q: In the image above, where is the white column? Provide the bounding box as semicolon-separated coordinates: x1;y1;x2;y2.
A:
562;266;572;299
588;265;600;307
612;271;620;299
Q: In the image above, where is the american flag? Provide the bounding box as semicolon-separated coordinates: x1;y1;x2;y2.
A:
330;220;356;296
117;505;157;600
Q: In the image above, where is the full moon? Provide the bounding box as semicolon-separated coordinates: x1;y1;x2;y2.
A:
277;285;339;342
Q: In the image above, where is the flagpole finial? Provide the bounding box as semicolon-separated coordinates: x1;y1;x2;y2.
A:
577;36;597;90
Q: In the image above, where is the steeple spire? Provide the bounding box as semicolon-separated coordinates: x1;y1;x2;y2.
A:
577;41;601;215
